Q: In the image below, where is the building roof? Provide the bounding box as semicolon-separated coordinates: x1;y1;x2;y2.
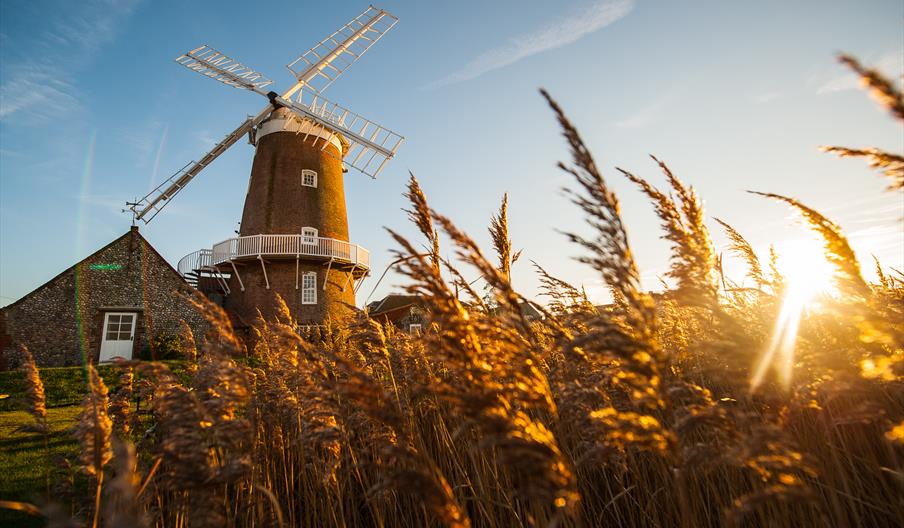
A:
366;294;421;316
1;226;187;310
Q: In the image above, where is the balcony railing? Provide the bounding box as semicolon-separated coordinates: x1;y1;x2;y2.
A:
177;249;213;277
178;234;369;278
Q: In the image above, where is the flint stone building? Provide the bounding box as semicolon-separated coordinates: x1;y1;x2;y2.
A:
0;227;208;369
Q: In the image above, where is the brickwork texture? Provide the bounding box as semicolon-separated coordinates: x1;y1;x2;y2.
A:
222;115;359;326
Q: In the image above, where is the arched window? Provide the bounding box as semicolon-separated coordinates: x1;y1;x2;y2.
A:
301;169;317;188
302;272;317;304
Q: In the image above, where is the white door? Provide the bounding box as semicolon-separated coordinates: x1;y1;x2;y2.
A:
99;312;136;362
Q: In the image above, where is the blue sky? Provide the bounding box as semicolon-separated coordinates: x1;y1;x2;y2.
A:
1;0;902;307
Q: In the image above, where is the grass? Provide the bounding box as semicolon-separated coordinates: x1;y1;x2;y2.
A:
0;365;119;412
0;406;82;527
0;361;188;412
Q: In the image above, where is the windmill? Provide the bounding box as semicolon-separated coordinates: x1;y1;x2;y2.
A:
129;5;402;327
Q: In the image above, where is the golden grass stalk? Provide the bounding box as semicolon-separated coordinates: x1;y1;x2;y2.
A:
75;364;113;478
541;89;668;427
489;193;521;282
328;338;471;528
178;319;198;372
18;344;48;433
539;89;647;317
390;170;580;516
533;260;596;318
617;157;719;307
821;146;904;190
715;218;766;289
837;54;904;121
404;173;442;274
75;364;113;528
109;367;133;438
103;440;149;528
818;55;904;191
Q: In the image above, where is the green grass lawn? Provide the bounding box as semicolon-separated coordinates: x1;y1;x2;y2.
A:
0;364;122;412
0;361;187;526
0;406;82;527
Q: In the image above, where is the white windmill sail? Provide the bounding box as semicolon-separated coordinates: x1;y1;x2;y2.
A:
287;88;403;178
129;5;401;223
286;6;399;94
130;117;257;223
175;45;274;90
173;42;403;178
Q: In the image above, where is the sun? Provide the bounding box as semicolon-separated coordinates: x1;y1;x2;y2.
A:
750;236;836;391
771;237;837;305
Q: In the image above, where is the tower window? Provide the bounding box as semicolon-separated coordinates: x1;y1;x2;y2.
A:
301;169;317;188
302;272;317;304
302;227;318;245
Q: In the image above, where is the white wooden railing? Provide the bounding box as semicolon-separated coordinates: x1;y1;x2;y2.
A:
178;249;213;276
178;235;369;277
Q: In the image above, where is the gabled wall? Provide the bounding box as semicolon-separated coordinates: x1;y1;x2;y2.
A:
0;227;209;369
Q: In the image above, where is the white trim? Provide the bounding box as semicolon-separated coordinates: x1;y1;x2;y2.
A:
408;323;422;335
258;256;270;289
323;257;334;291
301;169;318;188
255;112;344;154
302;271;317;304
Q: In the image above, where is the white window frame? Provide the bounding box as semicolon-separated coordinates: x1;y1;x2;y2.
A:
408;323;422;335
301;169;317;188
302;272;317;304
302;227;318;245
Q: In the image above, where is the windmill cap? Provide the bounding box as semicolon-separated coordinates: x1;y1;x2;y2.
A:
256;107;349;157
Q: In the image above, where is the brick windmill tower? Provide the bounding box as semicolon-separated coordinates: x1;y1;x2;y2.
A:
128;7;403;328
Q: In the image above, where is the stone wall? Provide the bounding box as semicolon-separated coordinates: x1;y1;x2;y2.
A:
0;227;209;369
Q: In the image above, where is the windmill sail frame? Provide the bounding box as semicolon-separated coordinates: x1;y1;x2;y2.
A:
129;5;401;223
286;6;399;94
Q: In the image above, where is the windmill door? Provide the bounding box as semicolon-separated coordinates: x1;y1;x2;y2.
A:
99;312;136;362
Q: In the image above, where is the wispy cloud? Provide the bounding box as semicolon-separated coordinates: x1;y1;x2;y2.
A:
0;0;142;123
425;0;634;89
815;49;903;95
615;97;669;129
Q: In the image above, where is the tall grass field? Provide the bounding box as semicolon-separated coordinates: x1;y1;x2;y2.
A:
1;55;902;527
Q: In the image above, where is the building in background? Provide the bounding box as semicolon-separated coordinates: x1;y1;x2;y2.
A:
367;294;428;334
0;227;208;369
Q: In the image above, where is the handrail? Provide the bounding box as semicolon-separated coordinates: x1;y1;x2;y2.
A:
177;249;213;276
180;234;369;278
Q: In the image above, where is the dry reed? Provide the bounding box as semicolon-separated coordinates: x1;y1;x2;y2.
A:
10;53;904;528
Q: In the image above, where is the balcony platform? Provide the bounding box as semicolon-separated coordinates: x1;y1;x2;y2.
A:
178;234;370;288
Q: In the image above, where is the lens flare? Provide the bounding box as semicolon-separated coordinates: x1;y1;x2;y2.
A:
750;237;835;391
75;130;97;373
